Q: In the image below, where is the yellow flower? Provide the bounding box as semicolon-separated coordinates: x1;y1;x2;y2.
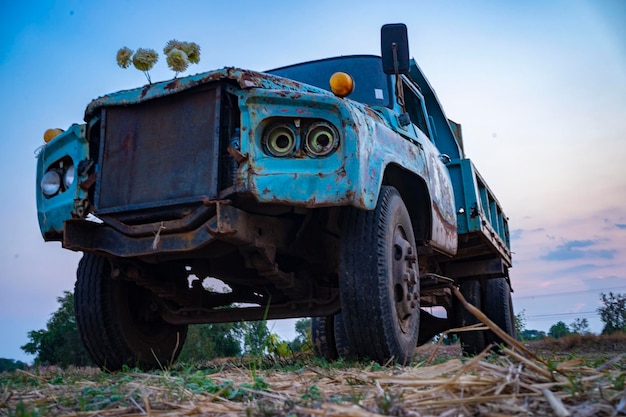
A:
166;48;189;73
163;39;184;55
165;40;201;65
132;48;158;72
116;47;133;69
181;42;200;64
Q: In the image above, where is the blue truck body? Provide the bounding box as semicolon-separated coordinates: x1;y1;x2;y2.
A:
37;59;510;264
35;27;513;367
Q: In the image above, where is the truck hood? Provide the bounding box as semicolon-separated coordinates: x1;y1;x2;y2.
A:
84;67;333;120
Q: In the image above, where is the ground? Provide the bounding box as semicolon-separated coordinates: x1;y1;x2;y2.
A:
1;334;625;416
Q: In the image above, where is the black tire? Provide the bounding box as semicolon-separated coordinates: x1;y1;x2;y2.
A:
484;277;516;347
74;254;188;371
455;279;488;355
339;186;420;365
333;313;351;358
311;316;338;360
311;314;352;360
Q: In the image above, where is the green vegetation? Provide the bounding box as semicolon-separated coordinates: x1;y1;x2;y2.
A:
20;291;91;367
598;292;626;334
0;358;27;373
178;323;243;363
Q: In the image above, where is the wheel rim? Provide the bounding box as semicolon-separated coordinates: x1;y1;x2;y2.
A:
391;224;419;334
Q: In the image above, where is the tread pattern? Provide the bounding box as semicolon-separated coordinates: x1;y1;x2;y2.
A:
484;277;516;347
338;186;419;364
455;279;488;355
75;254;187;371
311;316;338;360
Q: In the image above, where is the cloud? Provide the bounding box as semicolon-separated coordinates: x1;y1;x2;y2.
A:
510;227;545;241
556;263;607;275
615;224;626;229
541;239;618;262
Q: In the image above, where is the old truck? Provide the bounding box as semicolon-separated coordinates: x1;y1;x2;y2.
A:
36;24;514;370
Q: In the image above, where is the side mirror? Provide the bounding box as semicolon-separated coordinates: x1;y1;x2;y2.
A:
381;23;410;75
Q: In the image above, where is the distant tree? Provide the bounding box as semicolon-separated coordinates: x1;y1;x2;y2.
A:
0;358;28;373
598;292;626;334
290;318;311;352
514;309;527;336
178;323;243;363
548;321;571;339
241;321;270;356
21;291;92;367
520;329;546;341
569;318;590;335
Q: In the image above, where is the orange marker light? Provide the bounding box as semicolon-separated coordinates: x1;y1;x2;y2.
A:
44;128;64;143
329;72;354;97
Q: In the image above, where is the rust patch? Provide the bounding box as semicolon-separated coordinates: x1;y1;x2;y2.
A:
164;79;181;90
364;107;384;123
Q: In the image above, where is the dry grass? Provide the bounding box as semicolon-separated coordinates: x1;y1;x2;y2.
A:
1;336;625;417
2;288;624;416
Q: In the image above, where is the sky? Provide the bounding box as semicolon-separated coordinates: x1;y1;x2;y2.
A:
1;0;625;363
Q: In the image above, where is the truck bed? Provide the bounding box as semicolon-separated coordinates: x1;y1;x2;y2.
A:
447;157;512;267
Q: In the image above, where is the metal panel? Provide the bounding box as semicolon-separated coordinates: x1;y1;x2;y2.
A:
95;85;222;213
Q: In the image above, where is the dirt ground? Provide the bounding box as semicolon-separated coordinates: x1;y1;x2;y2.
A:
2;334;625;416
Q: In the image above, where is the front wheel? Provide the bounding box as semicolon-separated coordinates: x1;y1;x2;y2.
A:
339;186;420;365
74;254;188;371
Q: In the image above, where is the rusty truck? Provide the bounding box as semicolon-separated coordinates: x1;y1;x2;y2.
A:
36;24;514;370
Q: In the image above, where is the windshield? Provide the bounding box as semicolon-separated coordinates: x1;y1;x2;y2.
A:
268;55;392;108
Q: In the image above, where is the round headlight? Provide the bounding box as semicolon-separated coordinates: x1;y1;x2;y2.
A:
305;122;338;157
41;170;61;197
64;164;75;188
265;124;296;157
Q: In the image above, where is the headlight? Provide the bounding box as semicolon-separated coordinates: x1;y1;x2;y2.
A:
64;164;75;188
264;124;296;157
41;170;62;197
305;122;338;157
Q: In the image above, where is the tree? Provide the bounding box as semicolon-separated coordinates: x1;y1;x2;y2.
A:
548;321;571;339
241;321;270;356
21;291;92;367
514;309;527;336
0;358;28;373
178;323;243;363
569;318;590;335
290;318;311;352
598;292;626;334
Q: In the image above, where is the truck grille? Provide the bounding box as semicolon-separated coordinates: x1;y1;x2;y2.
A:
95;85;223;214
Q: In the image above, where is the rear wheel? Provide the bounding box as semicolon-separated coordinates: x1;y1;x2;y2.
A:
484;277;516;347
311;316;338;360
455;279;487;355
74;254;188;371
333;313;351;358
311;313;351;360
339;186;420;364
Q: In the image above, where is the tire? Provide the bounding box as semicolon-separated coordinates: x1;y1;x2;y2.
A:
455;279;488;355
311;316;338;360
339;186;420;365
484;277;516;348
311;314;352;360
74;254;188;371
333;313;351;358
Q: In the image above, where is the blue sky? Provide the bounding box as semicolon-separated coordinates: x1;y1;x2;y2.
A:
1;0;625;362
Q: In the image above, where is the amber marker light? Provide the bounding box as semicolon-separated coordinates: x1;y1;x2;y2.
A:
43;128;64;143
329;72;354;97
